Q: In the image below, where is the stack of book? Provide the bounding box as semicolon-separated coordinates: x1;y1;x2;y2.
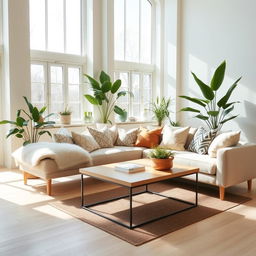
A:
115;163;145;173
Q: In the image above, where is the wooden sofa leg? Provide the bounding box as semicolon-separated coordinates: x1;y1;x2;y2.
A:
46;179;52;196
23;171;28;185
219;186;225;200
247;180;252;191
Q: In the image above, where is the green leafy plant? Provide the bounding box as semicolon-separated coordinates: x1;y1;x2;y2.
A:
84;71;133;123
59;105;72;115
150;97;171;126
147;147;174;159
180;61;241;132
0;97;55;146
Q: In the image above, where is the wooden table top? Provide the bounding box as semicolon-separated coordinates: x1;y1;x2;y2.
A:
80;159;199;188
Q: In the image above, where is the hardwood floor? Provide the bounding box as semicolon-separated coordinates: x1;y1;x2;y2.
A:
1;168;256;256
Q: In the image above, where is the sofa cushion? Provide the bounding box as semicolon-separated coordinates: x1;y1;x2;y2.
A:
90;146;144;166
87;127;114;148
72;131;100;152
208;131;241;158
143;149;217;175
115;128;139;146
188;127;217;154
159;126;190;150
135;127;163;148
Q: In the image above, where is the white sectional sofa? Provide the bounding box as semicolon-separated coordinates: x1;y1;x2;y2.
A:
17;130;256;200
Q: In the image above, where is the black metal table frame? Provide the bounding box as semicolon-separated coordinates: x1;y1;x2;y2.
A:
81;172;198;229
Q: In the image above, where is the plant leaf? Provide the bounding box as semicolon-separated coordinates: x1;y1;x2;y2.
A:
179;96;206;107
84;74;101;90
191;72;214;100
16;117;26;127
23;96;34;114
114;105;125;116
223;105;234;116
16;134;23;138
23;141;31;146
39;106;47;114
32;107;40;122
217;77;241;107
223;101;240;109
0;120;17;125
17;109;21;117
101;81;112;93
6;128;19;138
180;107;200;113
99;71;111;84
195;114;209;120
220;115;238;124
117;91;128;99
207;111;219;117
84;95;99;105
111;79;122;93
210;61;226;91
38;130;52;137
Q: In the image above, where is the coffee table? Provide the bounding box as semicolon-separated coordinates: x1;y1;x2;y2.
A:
80;159;199;229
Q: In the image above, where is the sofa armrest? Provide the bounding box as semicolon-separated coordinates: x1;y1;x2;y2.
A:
216;144;256;187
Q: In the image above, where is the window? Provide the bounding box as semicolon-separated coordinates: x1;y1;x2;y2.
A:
114;0;154;120
115;71;152;120
31;63;83;121
29;0;84;122
114;0;152;64
30;0;82;55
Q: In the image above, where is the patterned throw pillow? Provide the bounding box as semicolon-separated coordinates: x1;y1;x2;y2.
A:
188;126;217;155
87;127;114;148
53;128;73;144
115;128;139;146
53;133;74;144
71;131;100;152
95;125;118;144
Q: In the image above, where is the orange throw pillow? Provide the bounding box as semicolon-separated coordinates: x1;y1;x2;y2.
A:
135;127;163;148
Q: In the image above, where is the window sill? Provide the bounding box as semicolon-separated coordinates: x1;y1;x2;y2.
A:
49;120;155;129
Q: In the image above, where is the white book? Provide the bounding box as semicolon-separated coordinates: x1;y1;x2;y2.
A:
115;163;145;173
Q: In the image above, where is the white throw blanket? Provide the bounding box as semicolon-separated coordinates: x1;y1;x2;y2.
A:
12;142;92;170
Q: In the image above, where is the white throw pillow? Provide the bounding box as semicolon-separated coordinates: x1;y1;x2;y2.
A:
208;131;241;158
71;131;100;152
94;124;118;144
159;126;190;151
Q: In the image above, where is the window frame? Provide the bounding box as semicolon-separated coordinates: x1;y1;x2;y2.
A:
31;61;84;122
114;0;155;120
30;0;83;56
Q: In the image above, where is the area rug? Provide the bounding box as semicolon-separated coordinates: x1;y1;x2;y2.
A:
51;180;250;246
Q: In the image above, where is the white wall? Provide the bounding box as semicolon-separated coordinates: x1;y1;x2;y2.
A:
179;0;256;142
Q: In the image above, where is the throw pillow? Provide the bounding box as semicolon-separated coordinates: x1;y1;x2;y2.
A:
159;126;190;151
87;127;114;148
115;128;139;146
208;131;241;158
188;126;217;155
95;124;118;144
53;133;74;144
53;128;73;144
135;127;163;148
71;131;100;152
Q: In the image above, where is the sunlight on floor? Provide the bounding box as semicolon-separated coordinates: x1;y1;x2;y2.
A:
33;205;73;220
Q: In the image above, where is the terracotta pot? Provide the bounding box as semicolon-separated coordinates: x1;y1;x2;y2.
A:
151;157;174;171
60;114;71;125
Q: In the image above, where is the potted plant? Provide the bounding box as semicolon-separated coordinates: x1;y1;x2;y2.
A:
0;96;55;146
179;60;241;132
84;71;133;124
150;97;171;126
59;106;72;125
147;147;175;171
